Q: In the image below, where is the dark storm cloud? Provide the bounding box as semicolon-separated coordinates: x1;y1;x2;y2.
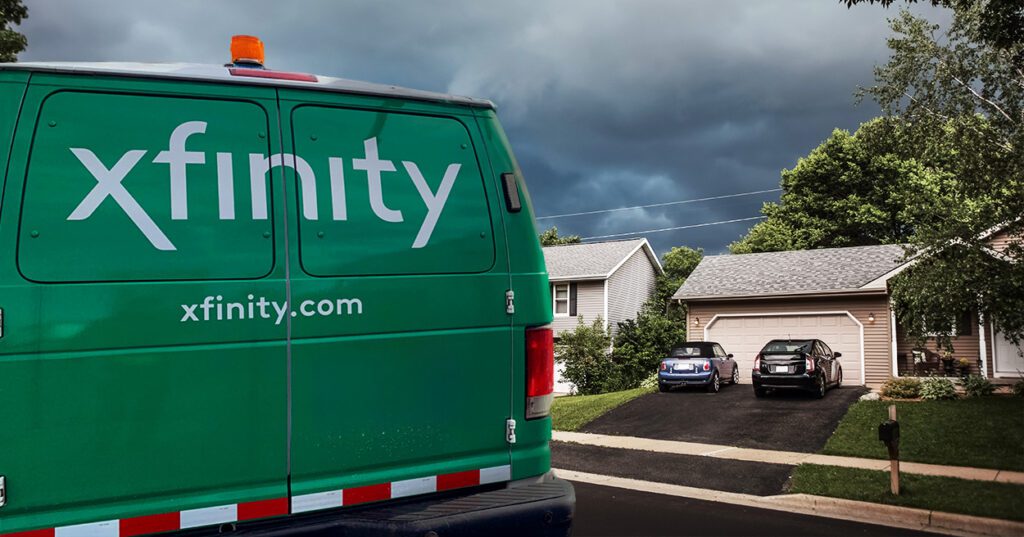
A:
18;0;948;254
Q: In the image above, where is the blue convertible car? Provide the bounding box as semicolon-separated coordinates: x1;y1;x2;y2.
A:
658;341;739;393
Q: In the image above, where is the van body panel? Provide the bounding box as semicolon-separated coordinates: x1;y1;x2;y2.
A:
277;89;513;503
0;76;288;532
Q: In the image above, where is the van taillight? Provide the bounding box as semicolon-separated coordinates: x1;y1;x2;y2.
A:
754;353;762;371
526;327;554;420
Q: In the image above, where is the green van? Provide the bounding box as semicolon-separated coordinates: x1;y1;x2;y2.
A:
0;49;572;537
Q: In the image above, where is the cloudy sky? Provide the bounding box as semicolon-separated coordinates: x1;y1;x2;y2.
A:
18;0;948;255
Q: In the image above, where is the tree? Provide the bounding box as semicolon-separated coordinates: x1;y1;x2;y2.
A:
651;246;704;318
730;117;942;254
0;1;27;62
556;317;614;395
611;302;687;389
538;226;581;246
860;4;1024;345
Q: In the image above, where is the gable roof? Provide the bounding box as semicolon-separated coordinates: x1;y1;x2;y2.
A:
544;238;662;281
673;244;910;300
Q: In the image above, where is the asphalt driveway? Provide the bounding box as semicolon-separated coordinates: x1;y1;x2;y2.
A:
580;384;868;453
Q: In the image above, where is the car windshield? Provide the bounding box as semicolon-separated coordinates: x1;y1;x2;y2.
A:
669;346;711;358
763;340;812;353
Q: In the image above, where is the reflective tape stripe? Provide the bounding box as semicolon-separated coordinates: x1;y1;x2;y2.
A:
3;464;514;537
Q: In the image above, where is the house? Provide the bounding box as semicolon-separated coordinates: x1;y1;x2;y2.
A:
543;238;663;338
673;237;1023;388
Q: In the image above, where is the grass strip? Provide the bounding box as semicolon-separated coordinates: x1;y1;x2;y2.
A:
822;397;1024;471
790;464;1024;522
551;386;654;431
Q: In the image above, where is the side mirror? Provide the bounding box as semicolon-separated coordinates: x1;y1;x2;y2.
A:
727;353;734;358
834;352;842;358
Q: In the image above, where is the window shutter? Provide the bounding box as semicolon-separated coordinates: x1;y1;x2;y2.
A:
569;282;578;317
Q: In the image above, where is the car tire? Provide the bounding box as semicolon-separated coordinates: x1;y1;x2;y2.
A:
836;368;843;388
815;375;827;399
659;383;671;393
754;386;767;398
707;372;720;393
730;367;739;385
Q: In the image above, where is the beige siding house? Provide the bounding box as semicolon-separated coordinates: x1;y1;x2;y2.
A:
543;238;662;338
674;234;1023;388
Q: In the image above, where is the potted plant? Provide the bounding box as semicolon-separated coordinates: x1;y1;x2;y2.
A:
940;350;956;376
956;357;972;378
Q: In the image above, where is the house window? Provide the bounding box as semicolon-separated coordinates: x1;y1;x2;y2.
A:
553;284;570;317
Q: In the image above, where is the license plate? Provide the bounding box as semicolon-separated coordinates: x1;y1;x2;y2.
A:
771;365;790;374
674;365;693;372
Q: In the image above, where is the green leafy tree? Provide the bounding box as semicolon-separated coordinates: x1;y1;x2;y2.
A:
0;0;27;62
611;302;687;389
651;246;704;319
730;117;943;254
538;226;581;246
556;317;613;395
864;5;1024;346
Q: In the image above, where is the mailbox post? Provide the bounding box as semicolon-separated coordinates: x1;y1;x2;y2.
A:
878;405;900;495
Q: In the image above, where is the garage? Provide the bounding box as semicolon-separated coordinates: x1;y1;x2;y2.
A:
704;313;864;385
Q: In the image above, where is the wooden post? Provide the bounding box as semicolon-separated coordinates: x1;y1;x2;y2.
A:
888;405;899;495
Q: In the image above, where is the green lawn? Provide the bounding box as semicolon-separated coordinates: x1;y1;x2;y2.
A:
550;386;654;431
790;464;1024;522
823;397;1024;471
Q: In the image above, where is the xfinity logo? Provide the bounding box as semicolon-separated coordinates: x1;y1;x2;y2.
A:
69;121;461;251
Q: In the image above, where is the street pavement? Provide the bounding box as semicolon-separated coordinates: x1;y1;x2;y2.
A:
581;385;867;452
570;480;944;537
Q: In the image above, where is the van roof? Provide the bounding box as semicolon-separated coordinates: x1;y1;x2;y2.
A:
0;62;495;109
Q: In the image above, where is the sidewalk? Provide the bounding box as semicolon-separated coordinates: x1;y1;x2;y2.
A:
553;430;1024;484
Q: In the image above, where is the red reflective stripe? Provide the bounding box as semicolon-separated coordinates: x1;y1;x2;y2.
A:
228;68;317;82
0;530;56;537
119;512;180;537
436;469;480;491
237;497;289;520
343;483;391;506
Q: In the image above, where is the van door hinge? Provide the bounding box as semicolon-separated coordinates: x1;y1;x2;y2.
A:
0;475;6;508
505;290;515;315
505;418;517;444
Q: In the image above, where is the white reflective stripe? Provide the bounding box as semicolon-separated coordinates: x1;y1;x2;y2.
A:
55;520;119;537
391;476;437;498
179;504;237;528
479;465;512;484
291;490;342;513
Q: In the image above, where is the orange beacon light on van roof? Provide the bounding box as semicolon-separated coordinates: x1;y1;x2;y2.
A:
230;35;265;66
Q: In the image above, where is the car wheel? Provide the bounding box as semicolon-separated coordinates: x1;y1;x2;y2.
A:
659;383;671;393
836;368;843;388
731;366;739;385
754;386;767;398
707;372;720;393
815;375;827;399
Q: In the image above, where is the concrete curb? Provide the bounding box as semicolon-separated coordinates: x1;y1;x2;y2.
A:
556;468;1024;537
552;430;1024;484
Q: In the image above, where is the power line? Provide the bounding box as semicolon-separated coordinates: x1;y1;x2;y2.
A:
535;188;781;220
581;216;766;241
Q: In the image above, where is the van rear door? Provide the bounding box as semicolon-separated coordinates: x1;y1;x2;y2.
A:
278;91;513;511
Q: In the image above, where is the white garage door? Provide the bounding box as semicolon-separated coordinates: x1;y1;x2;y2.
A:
993;328;1024;377
705;314;863;385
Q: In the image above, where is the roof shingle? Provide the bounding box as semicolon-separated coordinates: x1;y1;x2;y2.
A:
543;239;650;280
673;244;909;300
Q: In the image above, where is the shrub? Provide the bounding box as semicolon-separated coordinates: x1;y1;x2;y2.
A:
611;301;686;389
920;377;958;400
881;377;921;399
961;374;995;397
557;317;614;395
639;374;658;389
1013;380;1024;398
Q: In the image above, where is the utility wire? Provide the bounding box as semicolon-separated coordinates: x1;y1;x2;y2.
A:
535;188;781;220
582;216;766;241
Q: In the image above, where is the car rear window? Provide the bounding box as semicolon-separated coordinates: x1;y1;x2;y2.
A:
670;345;712;357
763;340;812;353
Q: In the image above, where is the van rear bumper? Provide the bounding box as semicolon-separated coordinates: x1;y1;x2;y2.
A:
193;473;574;537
